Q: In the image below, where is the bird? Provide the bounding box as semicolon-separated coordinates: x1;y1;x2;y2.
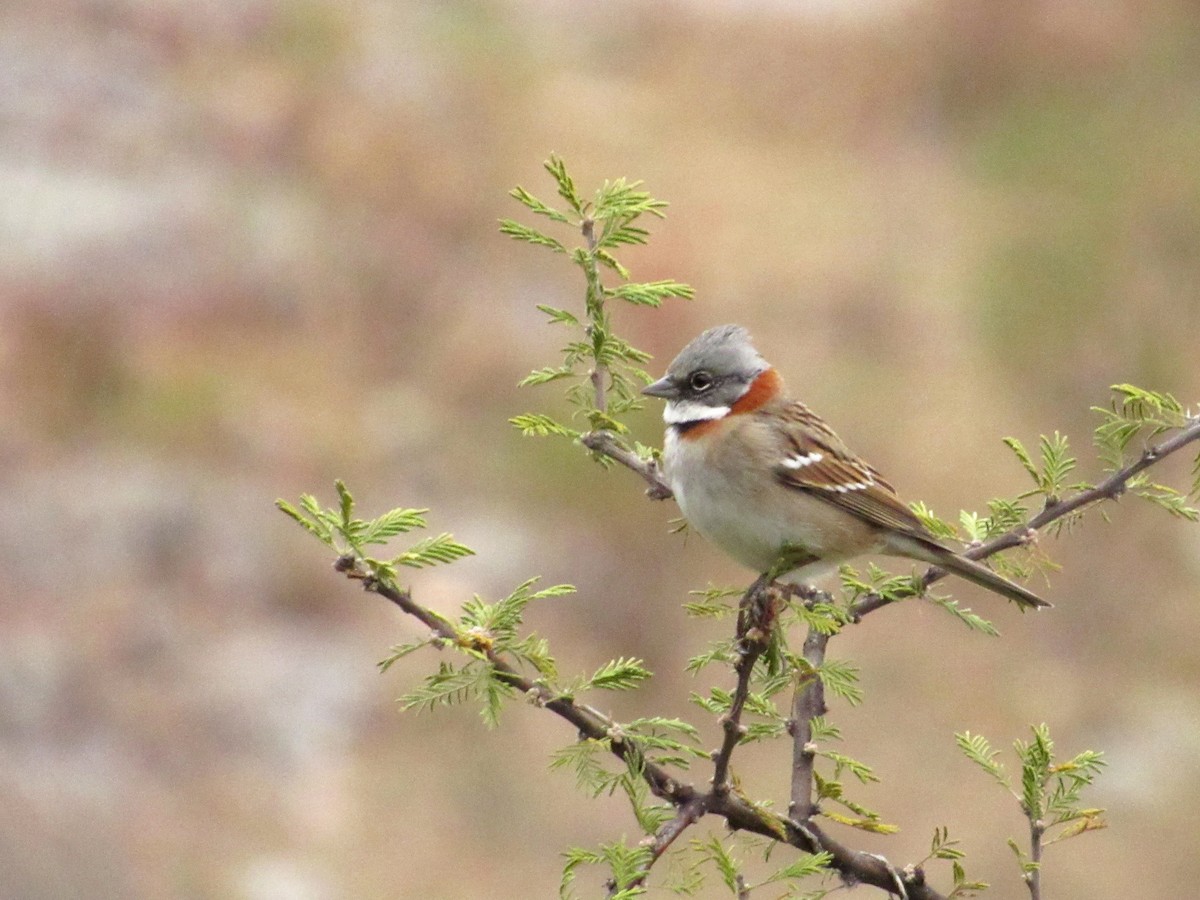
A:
641;324;1049;610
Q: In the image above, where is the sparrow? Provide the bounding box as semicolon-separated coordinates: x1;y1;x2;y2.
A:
642;324;1049;610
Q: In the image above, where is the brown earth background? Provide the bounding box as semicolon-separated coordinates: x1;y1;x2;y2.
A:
3;2;1200;898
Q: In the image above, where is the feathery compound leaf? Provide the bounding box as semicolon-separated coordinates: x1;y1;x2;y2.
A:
929;596;999;636
462;578;574;641
1131;481;1200;521
394;533;474;569
586;657;651;692
361;507;429;544
955;731;1008;786
479;673;515;729
766;852;833;884
398;662;484;714
551;739;613;796
275;498;332;544
816;658;864;706
593;248;631;279
683;584;743;618
509;185;570;223
685;639;738;673
536;303;581;327
378;637;433;672
820;809;899;834
1003;436;1041;484
692;835;741;893
809;715;842;743
529;582;577;600
519;366;575;387
498;219;567;253
1111;383;1185;421
910;500;960;540
336;479;354;525
509;413;580;438
608;280;695;307
820;750;879;784
1039;432;1077;494
545;154;585;215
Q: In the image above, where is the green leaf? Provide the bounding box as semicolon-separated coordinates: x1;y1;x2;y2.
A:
361;507;429;544
692;835;741;893
1111;383;1185;421
479;673;514;729
910;501;960;541
509;413;580;438
336;479;354;526
586;657;651;692
519;366;575;387
593;248;631;279
545;155;585;216
955;731;1008;787
816;658;863;706
819;750;878;784
551;739;614;796
536;304;581;327
1003;436;1040;484
378;637;433;672
394;533;474;568
928;596;999;636
275;498;331;544
509;185;570;223
808;716;842;743
1131;481;1199;521
685;640;738;673
820;809;899;834
689;687;733;716
1039;431;1077;496
608;280;695;307
765;851;833;884
398;662;484;714
498;219;567;253
561;845;604;899
683;585;742;618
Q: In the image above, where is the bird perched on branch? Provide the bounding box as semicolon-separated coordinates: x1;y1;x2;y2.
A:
642;324;1049;610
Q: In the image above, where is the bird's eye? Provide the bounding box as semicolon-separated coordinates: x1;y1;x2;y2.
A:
689;371;714;392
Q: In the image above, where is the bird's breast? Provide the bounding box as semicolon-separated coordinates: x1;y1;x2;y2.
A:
663;420;866;573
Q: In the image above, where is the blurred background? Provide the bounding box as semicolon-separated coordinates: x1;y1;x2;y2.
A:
3;1;1199;897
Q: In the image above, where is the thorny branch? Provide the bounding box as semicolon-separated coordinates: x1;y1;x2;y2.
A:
850;413;1200;619
789;625;831;821
581;430;673;499
1027;817;1045;900
711;576;774;793
341;557;950;899
575;411;1200;894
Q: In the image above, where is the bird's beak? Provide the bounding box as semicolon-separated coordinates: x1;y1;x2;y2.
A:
641;376;678;400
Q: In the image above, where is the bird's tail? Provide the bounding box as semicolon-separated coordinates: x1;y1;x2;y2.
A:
891;535;1051;611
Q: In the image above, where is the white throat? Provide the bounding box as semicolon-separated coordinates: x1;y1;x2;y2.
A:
663;399;730;425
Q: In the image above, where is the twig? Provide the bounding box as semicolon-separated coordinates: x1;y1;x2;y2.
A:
711;576;773;793
624;795;709;893
1027;817;1044;900
579;216;611;420
582;430;673;499
850;415;1200;619
789;626;830;821
349;563;947;898
349;563;692;809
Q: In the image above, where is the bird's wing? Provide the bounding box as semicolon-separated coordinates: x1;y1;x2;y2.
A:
768;401;932;538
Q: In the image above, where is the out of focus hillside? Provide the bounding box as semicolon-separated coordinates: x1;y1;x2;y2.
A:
2;1;1198;898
